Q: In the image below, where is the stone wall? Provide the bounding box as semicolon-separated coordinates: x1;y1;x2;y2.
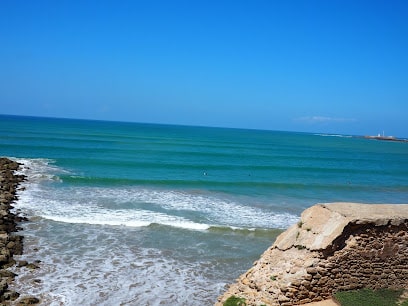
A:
216;203;408;306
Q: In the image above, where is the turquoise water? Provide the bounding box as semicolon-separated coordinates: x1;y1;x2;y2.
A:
1;114;407;305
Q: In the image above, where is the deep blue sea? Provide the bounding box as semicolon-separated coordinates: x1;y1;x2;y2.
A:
1;114;407;305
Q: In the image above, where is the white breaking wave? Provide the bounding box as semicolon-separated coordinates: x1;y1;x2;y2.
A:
13;157;68;183
314;133;352;138
8;157;280;306
43;208;211;231
13;158;299;230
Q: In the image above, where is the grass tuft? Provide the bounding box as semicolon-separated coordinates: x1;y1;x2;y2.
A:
334;288;406;306
223;295;247;306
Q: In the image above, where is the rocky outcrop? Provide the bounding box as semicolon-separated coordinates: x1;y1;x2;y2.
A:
0;157;37;303
216;203;408;305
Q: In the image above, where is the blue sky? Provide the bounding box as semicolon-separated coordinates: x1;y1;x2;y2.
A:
1;0;407;136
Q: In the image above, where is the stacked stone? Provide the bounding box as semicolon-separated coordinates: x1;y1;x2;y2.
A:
0;158;40;304
321;224;408;293
277;222;408;305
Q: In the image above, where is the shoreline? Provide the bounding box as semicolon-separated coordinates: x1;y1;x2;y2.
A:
0;157;39;304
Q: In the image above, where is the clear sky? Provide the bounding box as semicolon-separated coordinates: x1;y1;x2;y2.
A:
1;0;407;136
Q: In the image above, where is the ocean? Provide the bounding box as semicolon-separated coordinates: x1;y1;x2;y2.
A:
0;114;407;305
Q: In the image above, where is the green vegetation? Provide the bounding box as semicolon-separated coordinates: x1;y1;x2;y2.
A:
334;288;408;306
270;275;277;281
297;221;303;228
223;296;247;306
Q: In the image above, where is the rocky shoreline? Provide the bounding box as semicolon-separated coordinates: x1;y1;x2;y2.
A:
0;157;39;305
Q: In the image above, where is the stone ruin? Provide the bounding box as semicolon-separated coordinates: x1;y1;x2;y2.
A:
216;203;408;305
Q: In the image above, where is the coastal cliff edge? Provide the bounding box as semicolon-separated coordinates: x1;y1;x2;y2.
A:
216;202;408;306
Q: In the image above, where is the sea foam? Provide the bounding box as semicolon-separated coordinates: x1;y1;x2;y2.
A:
10;220;228;305
14;158;299;231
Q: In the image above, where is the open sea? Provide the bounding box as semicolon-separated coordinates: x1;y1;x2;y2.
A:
0;114;407;305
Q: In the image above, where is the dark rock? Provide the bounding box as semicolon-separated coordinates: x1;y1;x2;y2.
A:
26;263;39;270
3;258;16;269
0;255;9;264
17;296;40;305
17;260;28;267
0;278;8;293
0;158;39;303
6;241;15;250
3;289;20;301
0;270;17;279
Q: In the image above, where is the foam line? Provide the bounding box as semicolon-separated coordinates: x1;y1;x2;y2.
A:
13;158;299;230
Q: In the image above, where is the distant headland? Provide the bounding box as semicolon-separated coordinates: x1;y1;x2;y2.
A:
361;132;408;143
363;136;408;142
